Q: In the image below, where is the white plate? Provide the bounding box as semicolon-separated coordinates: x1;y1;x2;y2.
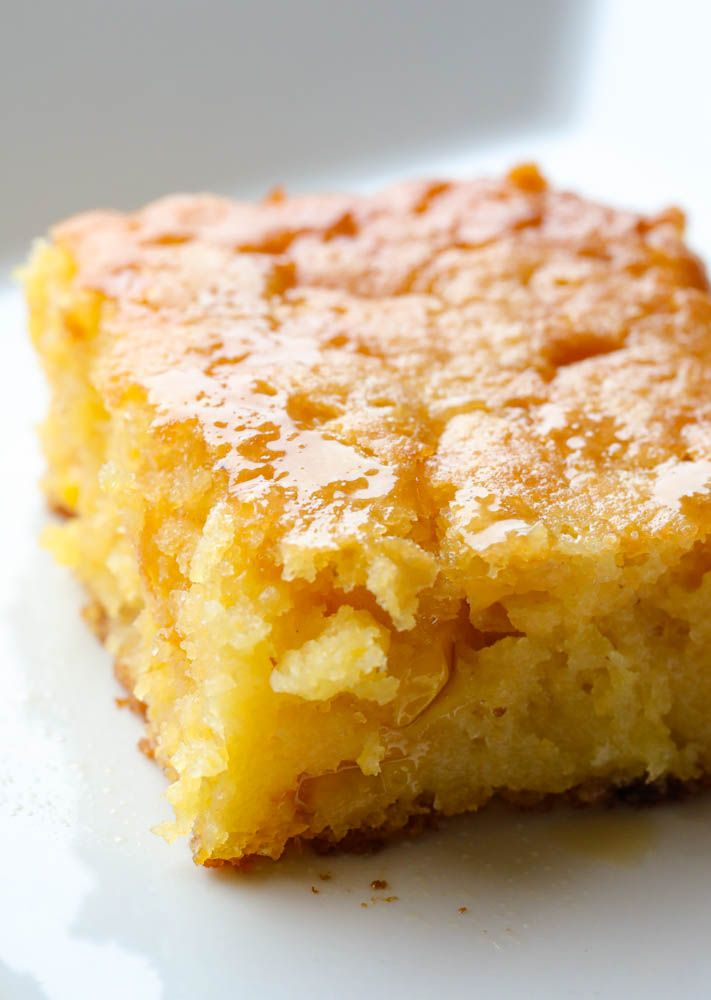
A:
3;3;711;998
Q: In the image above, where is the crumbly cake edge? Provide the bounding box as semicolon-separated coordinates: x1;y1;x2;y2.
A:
78;592;711;868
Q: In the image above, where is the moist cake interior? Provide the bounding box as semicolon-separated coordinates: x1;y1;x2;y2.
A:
25;165;711;864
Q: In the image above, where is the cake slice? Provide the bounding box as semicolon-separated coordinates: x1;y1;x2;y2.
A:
24;165;711;865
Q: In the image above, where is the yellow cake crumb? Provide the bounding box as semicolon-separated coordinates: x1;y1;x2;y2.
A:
24;166;711;865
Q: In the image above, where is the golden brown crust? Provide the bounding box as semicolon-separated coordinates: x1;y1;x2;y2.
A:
53;165;711;557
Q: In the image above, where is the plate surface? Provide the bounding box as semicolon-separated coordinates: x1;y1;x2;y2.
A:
3;3;711;998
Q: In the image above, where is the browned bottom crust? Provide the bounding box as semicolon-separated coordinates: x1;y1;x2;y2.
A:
306;776;711;858
200;775;711;869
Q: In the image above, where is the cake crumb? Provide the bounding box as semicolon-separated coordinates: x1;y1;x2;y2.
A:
384;895;399;903
33;169;711;870
458;906;469;914
370;878;389;891
360;902;368;909
310;885;319;894
318;872;332;881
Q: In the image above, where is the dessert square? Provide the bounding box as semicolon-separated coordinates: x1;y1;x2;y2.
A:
25;165;711;864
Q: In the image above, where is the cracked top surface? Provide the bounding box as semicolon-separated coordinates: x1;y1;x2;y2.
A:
53;165;711;557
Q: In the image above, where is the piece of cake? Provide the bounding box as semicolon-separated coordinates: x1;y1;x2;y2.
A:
24;165;711;865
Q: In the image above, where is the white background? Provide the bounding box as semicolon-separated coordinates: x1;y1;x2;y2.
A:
2;2;711;997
